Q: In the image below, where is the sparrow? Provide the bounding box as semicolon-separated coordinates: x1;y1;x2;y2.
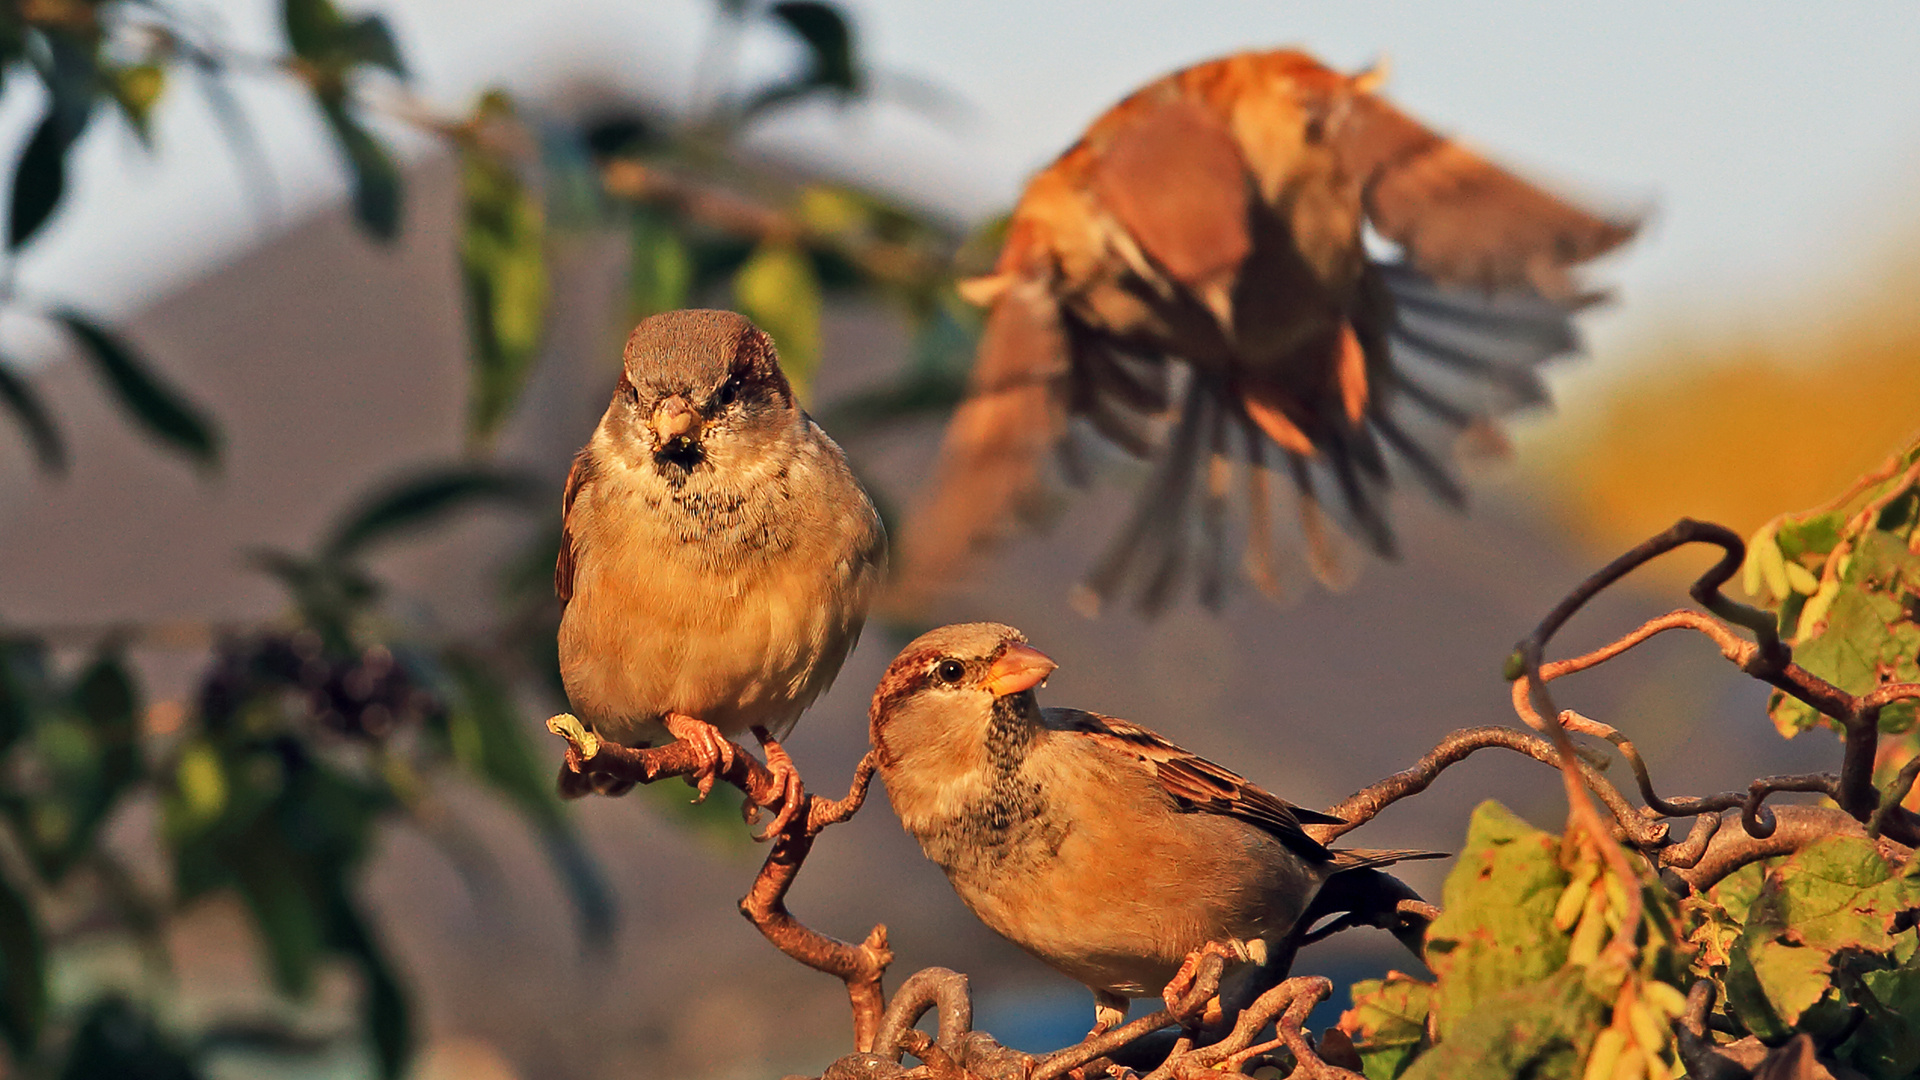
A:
555;309;886;826
868;621;1442;1031
890;48;1639;616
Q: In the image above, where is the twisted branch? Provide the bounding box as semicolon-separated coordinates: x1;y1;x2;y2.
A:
548;719;894;1050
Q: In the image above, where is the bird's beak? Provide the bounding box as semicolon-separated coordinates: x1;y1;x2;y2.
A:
986;644;1057;697
651;394;700;446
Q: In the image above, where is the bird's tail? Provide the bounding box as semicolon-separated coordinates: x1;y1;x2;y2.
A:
1327;847;1450;873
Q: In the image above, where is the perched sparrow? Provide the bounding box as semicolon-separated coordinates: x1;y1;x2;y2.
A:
556;310;886;823
869;622;1442;1030
891;49;1638;615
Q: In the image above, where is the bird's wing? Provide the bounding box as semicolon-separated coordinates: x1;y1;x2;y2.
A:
554;447;594;610
1332;90;1638;299
1046;707;1341;860
887;274;1074;611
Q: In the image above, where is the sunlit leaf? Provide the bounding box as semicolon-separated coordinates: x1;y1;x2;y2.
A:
322;464;545;562
1756;437;1920;737
733;242;822;400
1340;973;1432;1080
0;862;45;1057
460;91;548;444
318;99;402;242
108;64;167;146
56;312;220;466
0;358;65;471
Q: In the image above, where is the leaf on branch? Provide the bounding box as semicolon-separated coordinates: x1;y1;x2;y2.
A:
743;0;862;119
55;312;221;466
108;63;167;147
1747;436;1920;737
1338;972;1432;1080
321;464;546;562
442;659;617;941
1721;835;1920;1069
8;33;97;251
459;90;547;445
340;15;407;79
0;358;65;471
733;242;823;401
318;99;402;242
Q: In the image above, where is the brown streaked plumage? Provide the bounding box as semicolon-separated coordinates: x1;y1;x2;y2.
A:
890;49;1638;616
557;310;885;823
869;622;1443;1030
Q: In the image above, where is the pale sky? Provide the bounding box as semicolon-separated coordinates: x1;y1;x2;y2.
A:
4;1;1918;380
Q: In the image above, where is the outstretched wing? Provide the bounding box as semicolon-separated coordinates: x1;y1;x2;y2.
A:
1334;91;1638;299
1045;707;1342;861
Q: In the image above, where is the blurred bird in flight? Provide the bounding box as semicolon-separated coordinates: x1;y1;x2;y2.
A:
890;48;1639;616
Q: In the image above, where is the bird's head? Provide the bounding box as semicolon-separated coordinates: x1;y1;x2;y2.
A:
868;622;1057;784
606;310;800;483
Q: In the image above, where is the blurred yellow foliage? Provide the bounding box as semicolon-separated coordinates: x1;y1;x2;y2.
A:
1536;252;1920;577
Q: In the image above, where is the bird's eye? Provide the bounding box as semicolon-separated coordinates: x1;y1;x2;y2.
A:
717;375;742;408
618;376;639;405
934;659;966;685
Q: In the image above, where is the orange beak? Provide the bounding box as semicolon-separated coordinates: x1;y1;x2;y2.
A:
652;394;699;444
986;644;1057;698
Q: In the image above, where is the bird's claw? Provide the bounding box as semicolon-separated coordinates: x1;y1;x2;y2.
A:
747;727;807;842
1161;941;1240;1023
663;713;737;803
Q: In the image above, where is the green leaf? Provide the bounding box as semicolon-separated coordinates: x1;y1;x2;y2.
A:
1422;802;1571;1040
1759;436;1920;737
0;358;65;471
227;842;327;998
324;897;410;1080
318;99;402;242
57;996;202;1080
733;242;823;401
0;861;46;1057
460;91;548;444
1340;973;1432;1080
108;63;167;146
629;207;692;321
1400;968;1603;1080
768;1;858;92
441;655;617;942
341;15;406;78
282;0;345;60
321;464;545;562
1842;962;1920;1080
56;312;220;466
9;35;97;251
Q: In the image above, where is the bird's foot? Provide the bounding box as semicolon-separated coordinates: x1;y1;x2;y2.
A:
743;725;807;841
1161;941;1242;1026
662;712;738;802
1089;991;1129;1038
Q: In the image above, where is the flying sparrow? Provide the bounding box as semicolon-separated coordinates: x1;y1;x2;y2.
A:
869;621;1442;1031
890;48;1639;616
556;310;886;829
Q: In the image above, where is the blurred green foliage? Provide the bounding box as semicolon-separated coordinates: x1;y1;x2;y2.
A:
0;0;987;1075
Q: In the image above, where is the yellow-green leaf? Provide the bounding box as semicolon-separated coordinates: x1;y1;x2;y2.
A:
733;242;822;401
